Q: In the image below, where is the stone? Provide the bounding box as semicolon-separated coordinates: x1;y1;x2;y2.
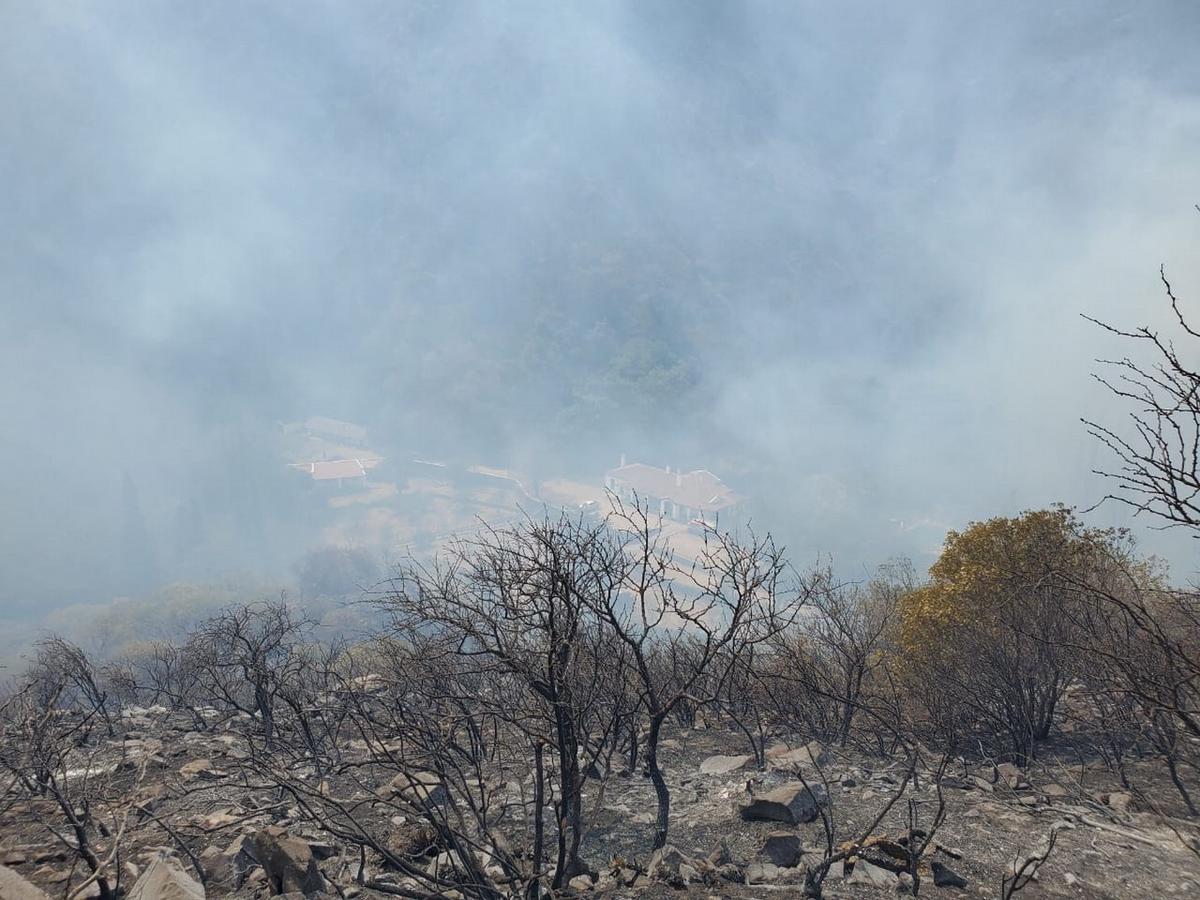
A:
199;810;240;831
179;759;222;781
931;861;967;889
250;826;327;895
384;771;447;809
203;835;257;890
767;741;830;771
1106;791;1133;813
1042;783;1069;799
305;842;336;862
0;865;53;900
699;754;752;775
847;859;895;888
567;875;593;892
126;854;205;900
935;843;964;860
759;833;803;868
739;783;829;824
29;850;66;865
994;763;1028;790
744;862;783;885
648;846;697;887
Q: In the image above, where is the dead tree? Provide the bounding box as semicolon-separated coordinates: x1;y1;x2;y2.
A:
378;513;629;889
1084;264;1200;531
0;670;148;900
28;637;115;736
597;496;803;851
187;599;310;748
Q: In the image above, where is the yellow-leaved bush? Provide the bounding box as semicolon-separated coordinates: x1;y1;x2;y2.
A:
897;507;1122;759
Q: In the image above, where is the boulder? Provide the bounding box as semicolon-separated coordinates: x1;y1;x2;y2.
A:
846;859;895;888
744;861;783;885
758;833;803;868
126;854;205;900
739;783;828;824
179;759;222;781
384;771;447;810
931;861;968;889
0;865;53;900
766;741;829;771
648;846;698;887
250;827;327;895
1106;791;1133;813
994;763;1028;790
203;835;257;890
699;754;752;776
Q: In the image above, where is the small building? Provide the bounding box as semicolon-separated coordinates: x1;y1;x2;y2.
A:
292;457;382;488
605;461;743;524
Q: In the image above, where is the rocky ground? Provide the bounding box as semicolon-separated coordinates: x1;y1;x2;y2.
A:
2;707;1198;900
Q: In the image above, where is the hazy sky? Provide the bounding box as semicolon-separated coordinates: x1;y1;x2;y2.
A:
3;1;1200;615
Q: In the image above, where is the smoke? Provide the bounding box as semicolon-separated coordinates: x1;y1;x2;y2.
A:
2;1;1199;622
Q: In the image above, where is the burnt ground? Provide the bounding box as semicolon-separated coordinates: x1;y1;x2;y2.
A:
2;710;1198;899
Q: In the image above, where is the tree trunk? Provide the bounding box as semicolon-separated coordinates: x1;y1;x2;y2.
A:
646;716;671;850
529;742;545;900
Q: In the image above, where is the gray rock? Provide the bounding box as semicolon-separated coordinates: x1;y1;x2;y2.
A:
649;846;701;887
931;861;967;889
699;754;752;775
994;763;1028;790
759;833;803;868
767;741;830;771
178;759;223;780
250;827;327;895
1106;791;1133;813
744;862;783;885
203;835;257;890
0;865;53;900
126;854;205;900
384;771;447;810
847;859;895;888
739;783;829;824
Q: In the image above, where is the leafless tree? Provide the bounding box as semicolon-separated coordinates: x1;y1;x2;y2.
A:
1059;543;1200;815
377;512;629;888
186;599;311;748
1084;263;1200;531
28;637;115;736
597;496;804;850
765;563;908;751
0;669;148;900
